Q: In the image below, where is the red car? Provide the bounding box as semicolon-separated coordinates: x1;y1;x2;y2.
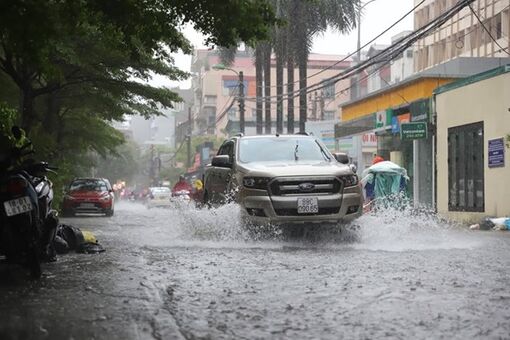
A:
62;178;114;216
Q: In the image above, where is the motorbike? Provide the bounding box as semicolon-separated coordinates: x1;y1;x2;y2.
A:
0;127;58;278
171;189;192;204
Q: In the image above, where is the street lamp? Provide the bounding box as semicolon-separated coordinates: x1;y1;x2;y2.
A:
212;63;245;134
356;0;379;65
354;0;378;175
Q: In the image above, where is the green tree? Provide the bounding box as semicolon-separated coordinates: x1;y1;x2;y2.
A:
285;0;357;132
93;138;142;184
0;0;278;132
0;0;277;205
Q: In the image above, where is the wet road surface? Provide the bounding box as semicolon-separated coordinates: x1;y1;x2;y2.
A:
1;201;509;339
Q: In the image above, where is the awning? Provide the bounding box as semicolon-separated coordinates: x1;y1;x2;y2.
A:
334;113;376;138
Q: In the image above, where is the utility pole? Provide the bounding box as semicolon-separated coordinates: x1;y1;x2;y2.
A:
312;92;317;120
238;71;245;134
187;107;192;168
320;93;325;121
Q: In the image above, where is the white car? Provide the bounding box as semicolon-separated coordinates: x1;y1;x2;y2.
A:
146;187;172;209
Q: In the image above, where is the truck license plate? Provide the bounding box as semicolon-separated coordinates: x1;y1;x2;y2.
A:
297;197;318;214
3;196;33;217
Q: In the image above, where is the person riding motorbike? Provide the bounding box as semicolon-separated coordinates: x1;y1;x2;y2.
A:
172;175;192;195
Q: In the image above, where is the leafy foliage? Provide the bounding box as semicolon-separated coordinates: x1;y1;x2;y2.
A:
0;0;277;206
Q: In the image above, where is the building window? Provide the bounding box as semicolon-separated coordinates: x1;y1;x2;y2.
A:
204;95;217;104
493;13;502;40
322;80;335;98
204;107;216;127
222;80;239;96
447;121;484;212
228;108;237;120
323;110;335;120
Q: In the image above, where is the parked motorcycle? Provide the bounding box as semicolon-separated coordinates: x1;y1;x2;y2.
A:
0;127;58;278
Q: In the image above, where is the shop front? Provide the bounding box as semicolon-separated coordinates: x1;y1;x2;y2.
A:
434;65;510;224
372;99;433;205
338;75;455;207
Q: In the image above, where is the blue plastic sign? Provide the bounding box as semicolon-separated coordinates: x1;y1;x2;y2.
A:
488;138;505;168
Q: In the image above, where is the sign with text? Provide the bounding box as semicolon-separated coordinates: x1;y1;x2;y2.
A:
488;138;505;168
400;122;428;140
392;113;411;134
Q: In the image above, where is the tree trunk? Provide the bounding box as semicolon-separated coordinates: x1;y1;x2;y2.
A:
255;45;263;135
276;42;284;134
20;85;35;133
287;54;294;134
298;51;307;133
263;43;272;134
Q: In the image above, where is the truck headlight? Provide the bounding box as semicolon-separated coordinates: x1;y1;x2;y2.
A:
243;177;270;190
339;174;358;187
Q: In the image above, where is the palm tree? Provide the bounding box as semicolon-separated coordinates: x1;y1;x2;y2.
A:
287;0;357;132
262;41;272;134
255;44;264;135
274;1;286;134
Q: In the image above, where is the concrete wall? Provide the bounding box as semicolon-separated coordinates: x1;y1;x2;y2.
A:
436;70;510;223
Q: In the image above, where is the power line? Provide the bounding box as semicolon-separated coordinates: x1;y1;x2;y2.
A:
261;0;428;90
243;0;476;103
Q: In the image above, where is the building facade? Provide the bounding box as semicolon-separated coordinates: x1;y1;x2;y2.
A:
337;57;510;207
190;49;352;137
414;0;510;72
435;65;510;223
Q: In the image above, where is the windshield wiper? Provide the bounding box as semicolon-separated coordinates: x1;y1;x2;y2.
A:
294;141;299;161
315;140;331;162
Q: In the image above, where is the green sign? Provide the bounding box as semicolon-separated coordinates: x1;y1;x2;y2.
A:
400;122;428;140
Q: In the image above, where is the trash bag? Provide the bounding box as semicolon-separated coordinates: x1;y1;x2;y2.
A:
479;218;495;230
53;235;70;254
54;224;105;254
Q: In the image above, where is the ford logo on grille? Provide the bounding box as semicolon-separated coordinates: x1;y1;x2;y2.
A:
298;182;315;192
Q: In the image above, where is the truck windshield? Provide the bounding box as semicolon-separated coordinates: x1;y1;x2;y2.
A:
239;137;331;163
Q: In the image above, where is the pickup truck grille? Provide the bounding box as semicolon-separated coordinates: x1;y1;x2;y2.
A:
269;177;341;196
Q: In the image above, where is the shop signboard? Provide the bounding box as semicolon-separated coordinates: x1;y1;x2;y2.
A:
391;113;410;134
362;133;377;147
400;122;428;140
375;109;393;132
375;110;386;129
410;98;430;122
488;138;505;168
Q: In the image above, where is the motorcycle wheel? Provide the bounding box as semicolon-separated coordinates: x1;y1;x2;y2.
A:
61;209;74;217
28;248;42;279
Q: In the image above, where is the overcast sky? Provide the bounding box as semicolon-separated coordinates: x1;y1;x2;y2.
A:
152;0;414;89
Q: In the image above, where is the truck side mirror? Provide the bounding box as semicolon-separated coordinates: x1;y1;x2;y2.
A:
333;152;349;164
211;155;232;168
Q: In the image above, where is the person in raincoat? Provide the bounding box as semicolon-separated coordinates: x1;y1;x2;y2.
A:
361;160;409;211
363;155;385;203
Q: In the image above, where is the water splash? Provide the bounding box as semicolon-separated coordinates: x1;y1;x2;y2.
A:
353;204;482;252
110;200;482;252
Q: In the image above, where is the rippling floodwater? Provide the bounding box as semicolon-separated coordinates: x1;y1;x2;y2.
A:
1;201;507;340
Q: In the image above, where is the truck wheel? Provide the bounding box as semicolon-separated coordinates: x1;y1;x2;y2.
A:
203;191;211;208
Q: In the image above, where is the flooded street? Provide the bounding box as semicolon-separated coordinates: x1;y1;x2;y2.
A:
1;201;510;339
